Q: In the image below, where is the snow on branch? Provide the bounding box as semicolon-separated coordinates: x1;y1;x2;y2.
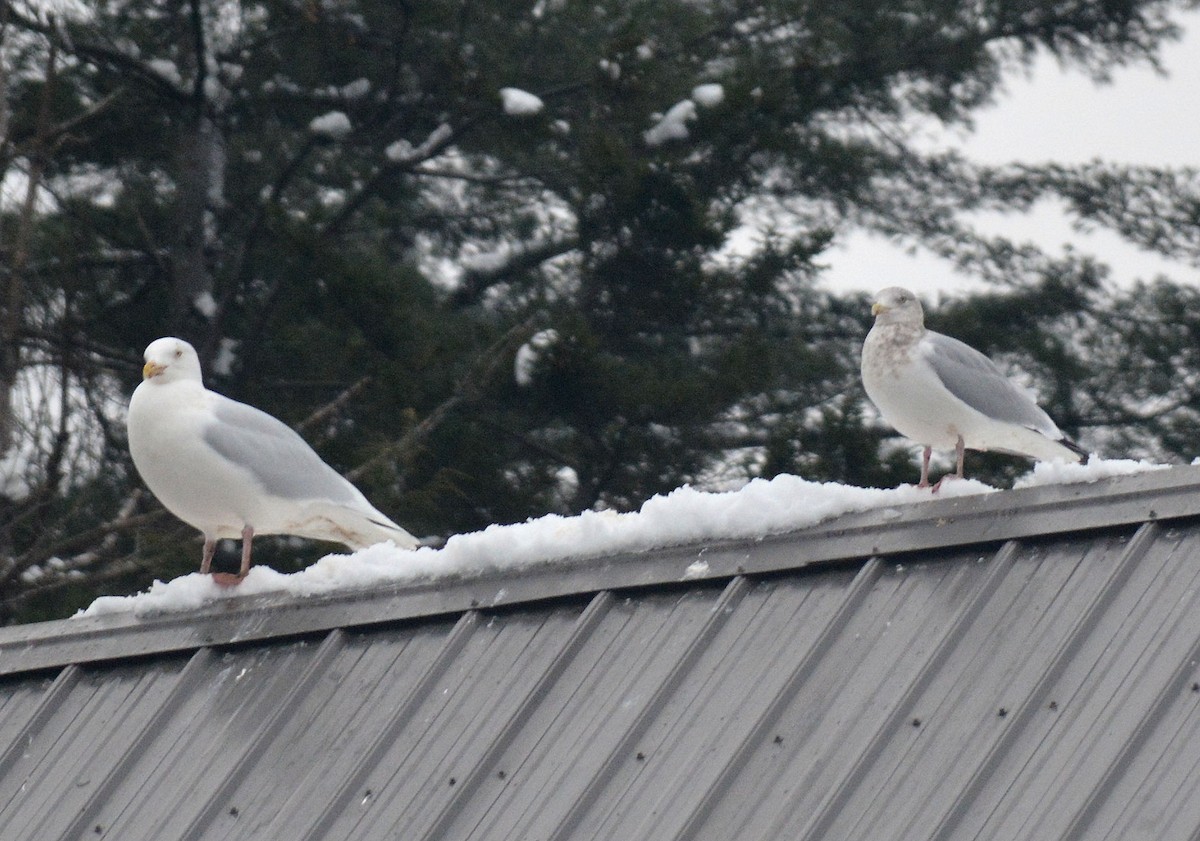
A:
499;87;545;116
451;236;580;308
385;123;455;166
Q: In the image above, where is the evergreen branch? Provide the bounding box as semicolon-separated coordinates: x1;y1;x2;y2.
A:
295;375;373;440
345;320;535;483
0;1;193;106
450;236;580;309
321;121;465;238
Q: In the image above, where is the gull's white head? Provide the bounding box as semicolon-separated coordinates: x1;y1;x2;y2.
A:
870;286;924;326
141;337;203;384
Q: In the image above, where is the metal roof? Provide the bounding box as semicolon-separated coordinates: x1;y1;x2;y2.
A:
4;466;1200;840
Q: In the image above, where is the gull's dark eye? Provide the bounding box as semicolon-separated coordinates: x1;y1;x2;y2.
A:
174;348;182;358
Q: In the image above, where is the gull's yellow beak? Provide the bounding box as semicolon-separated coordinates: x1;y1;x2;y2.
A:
871;301;886;316
143;360;166;380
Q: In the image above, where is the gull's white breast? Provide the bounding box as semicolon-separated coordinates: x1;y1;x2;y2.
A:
128;379;272;539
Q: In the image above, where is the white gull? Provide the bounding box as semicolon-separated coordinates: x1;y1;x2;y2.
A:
861;287;1086;489
127;337;418;579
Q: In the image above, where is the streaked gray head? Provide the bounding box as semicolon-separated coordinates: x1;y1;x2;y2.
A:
142;337;203;385
871;287;925;327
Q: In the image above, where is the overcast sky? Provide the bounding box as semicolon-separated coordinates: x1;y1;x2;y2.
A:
825;8;1200;300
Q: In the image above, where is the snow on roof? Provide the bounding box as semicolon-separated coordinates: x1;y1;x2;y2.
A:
499;88;545;116
78;458;1164;620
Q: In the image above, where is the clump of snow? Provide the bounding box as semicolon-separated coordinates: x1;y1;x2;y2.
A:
309;111;352;138
691;83;725;107
514;329;560;386
148;59;183;87
211;338;240;377
385;139;413;162
341;78;372;99
1012;456;1169;488
75;458;1172;620
499;88;544;116
203;75;228;107
683;560;710;580
319;187;346;208
644;100;697;146
193;291;218;319
554;466;579;499
385;124;453;164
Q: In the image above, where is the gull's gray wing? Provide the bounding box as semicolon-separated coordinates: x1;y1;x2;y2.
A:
203;396;358;504
921;331;1061;436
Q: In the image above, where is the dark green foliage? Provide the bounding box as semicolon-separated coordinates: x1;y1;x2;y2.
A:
0;0;1197;622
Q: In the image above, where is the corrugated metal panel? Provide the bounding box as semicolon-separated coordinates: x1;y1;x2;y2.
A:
4;469;1200;840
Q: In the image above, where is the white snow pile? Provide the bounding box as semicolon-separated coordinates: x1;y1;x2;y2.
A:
499;88;544;116
76;457;1167;620
644;99;697;146
309;111;352;138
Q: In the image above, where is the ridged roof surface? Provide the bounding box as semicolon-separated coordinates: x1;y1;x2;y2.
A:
4;467;1200;841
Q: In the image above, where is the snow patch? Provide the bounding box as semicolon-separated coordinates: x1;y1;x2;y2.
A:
692;83;725;107
683;560;709;580
385;124;453;164
193;291;218;319
644;100;697;146
211;338;240;377
514;329;560;386
499;88;545;116
148;59;183;87
555;466;579;499
341;78;372;99
309;111;352;138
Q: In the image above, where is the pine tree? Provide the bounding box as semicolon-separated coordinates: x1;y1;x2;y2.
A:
0;0;1196;622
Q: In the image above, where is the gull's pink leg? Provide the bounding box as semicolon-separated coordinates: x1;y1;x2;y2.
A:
918;446;933;488
238;525;254;578
932;435;966;493
200;537;216;574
